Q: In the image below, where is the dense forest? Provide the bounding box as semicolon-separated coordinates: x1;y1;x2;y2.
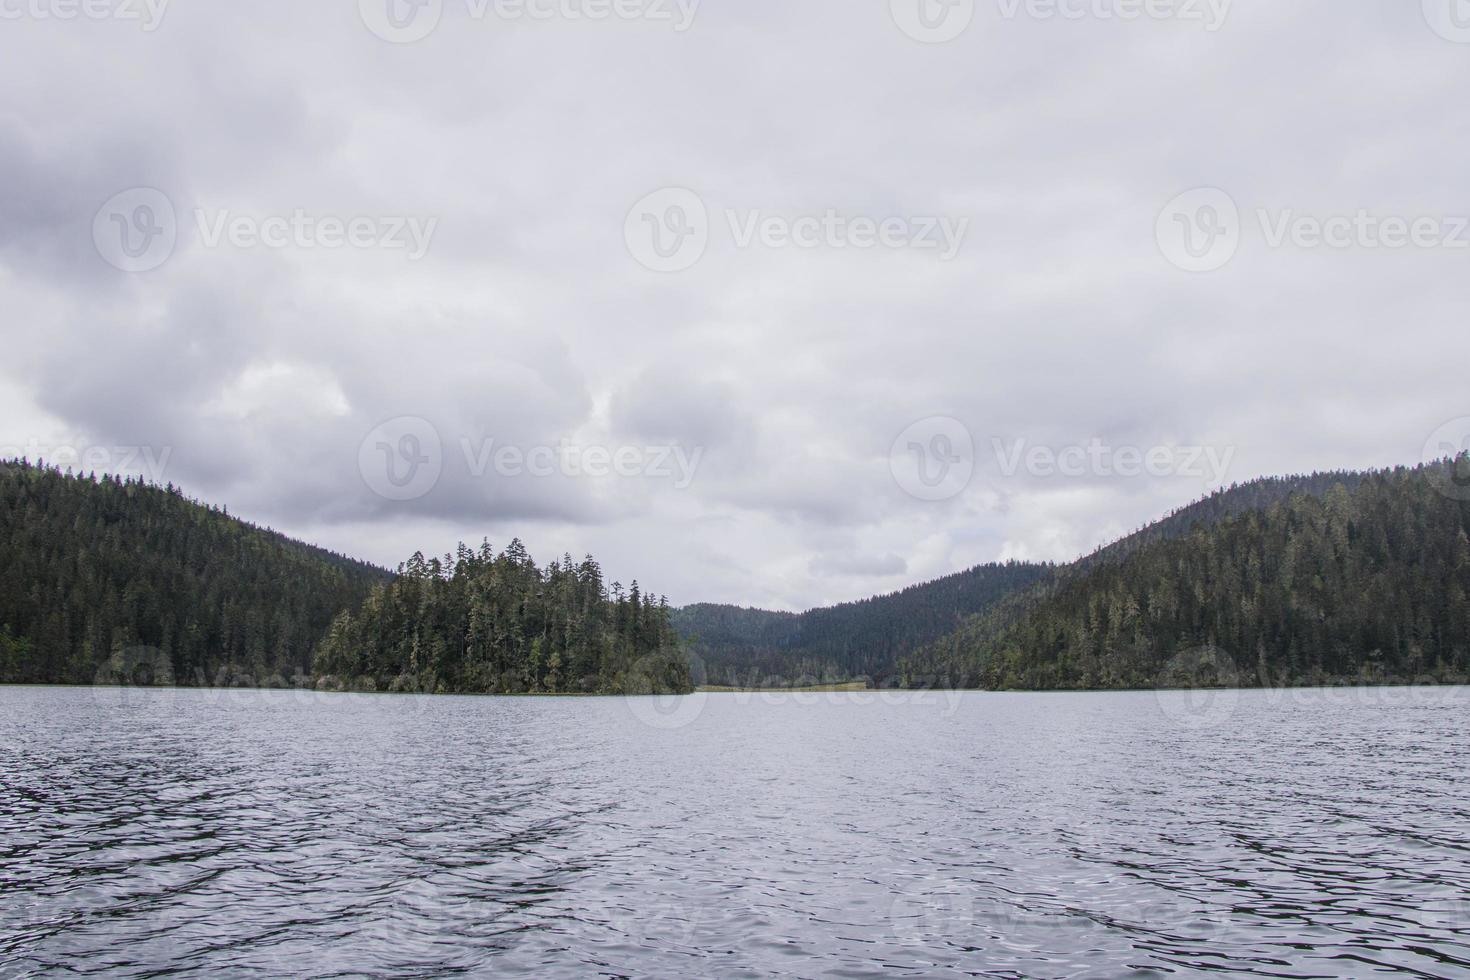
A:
0;460;388;686
900;463;1470;690
673;562;1051;686
7;456;1469;696
314;543;691;694
678;469;1412;688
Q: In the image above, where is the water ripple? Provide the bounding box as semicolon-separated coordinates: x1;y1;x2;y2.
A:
2;686;1469;977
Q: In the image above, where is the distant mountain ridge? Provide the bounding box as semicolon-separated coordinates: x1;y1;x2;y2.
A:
674;562;1051;686
7;456;1467;694
678;467;1432;687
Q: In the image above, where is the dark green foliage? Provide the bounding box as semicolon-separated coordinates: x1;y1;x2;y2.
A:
901;463;1470;690
674;562;1052;686
313;543;691;695
0;460;389;686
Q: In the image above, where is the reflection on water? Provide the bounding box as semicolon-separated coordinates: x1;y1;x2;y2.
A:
2;685;1469;977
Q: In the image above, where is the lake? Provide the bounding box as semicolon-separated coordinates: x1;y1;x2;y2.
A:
2;684;1469;977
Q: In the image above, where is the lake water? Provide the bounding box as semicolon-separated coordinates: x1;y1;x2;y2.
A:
3;684;1469;978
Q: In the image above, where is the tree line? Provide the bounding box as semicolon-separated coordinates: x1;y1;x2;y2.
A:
0;460;387;686
313;542;691;694
673;562;1051;686
900;463;1470;690
0;460;687;695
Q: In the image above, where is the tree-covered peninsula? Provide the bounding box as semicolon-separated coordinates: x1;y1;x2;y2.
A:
313;543;691;695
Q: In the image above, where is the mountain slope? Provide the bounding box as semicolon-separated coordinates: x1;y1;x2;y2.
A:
0;460;389;685
674;562;1052;685
674;470;1377;687
900;463;1470;689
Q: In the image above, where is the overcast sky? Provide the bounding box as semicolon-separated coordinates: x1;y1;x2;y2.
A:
2;0;1468;610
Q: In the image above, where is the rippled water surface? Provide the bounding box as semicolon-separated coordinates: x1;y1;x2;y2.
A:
3;685;1470;978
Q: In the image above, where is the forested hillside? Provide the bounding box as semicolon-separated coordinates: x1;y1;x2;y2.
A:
900;463;1470;689
314;544;691;694
674;562;1051;685
0;460;388;686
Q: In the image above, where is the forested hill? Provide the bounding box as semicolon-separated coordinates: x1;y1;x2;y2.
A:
900;462;1470;690
1077;469;1377;572
314;545;691;695
673;562;1052;686
0;460;389;686
678;467;1431;689
1;461;689;695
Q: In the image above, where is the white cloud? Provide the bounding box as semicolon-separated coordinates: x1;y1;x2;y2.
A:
1;0;1467;608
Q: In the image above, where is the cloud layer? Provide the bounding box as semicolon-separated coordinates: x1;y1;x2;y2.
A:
2;0;1468;610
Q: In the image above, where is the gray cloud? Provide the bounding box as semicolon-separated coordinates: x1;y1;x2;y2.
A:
1;0;1468;610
